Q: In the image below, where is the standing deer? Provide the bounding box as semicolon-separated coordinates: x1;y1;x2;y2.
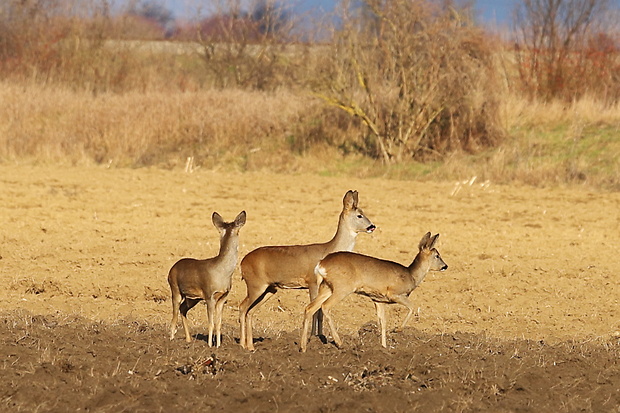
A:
300;232;447;352
168;211;246;347
239;190;375;351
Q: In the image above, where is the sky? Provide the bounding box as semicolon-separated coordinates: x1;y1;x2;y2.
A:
160;0;516;26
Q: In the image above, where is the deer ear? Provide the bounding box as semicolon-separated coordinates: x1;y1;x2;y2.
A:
212;212;225;229
428;233;440;249
235;211;247;227
343;190;356;210
418;232;432;251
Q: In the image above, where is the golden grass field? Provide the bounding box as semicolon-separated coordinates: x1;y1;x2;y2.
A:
1;165;618;411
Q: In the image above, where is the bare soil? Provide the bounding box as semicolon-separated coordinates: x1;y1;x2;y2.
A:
1;165;619;412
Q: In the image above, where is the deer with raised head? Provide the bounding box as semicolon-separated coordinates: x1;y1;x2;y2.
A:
168;211;246;347
300;232;447;352
239;190;375;351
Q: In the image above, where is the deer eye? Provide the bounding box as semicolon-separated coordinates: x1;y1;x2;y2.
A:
357;214;363;218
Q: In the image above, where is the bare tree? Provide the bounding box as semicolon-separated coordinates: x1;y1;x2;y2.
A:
513;0;610;100
251;0;290;37
195;0;300;90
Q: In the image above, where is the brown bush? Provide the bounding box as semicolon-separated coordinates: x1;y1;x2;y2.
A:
312;0;504;163
0;0;186;93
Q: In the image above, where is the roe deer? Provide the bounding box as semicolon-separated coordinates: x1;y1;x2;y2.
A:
300;232;447;352
239;190;375;351
168;211;246;347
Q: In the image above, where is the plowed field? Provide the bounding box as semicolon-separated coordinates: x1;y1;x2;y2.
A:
1;166;618;412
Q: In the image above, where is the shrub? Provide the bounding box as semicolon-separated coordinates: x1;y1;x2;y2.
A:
312;0;504;163
0;0;184;92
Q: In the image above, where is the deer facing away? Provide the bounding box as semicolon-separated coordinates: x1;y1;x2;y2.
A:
239;190;375;351
168;211;246;347
300;232;447;352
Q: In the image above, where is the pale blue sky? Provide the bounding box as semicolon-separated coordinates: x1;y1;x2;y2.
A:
160;0;516;25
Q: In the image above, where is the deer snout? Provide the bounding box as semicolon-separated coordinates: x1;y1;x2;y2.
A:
366;224;376;233
440;264;448;271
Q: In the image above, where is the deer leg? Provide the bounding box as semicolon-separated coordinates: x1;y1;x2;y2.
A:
169;291;182;340
180;298;199;343
206;298;216;347
239;284;266;350
390;295;415;331
309;282;324;337
373;301;388;347
239;284;275;351
245;290;275;351
214;292;228;348
300;283;332;352
320;289;352;349
238;297;249;349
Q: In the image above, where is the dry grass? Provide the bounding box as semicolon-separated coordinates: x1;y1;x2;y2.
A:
0;81;334;169
1;79;619;189
0;0;618;189
500;94;620;130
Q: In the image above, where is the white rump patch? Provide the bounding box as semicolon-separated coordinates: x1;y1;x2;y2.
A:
315;263;327;277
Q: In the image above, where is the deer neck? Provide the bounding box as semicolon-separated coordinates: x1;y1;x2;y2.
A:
408;253;430;288
213;231;239;270
326;214;358;253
